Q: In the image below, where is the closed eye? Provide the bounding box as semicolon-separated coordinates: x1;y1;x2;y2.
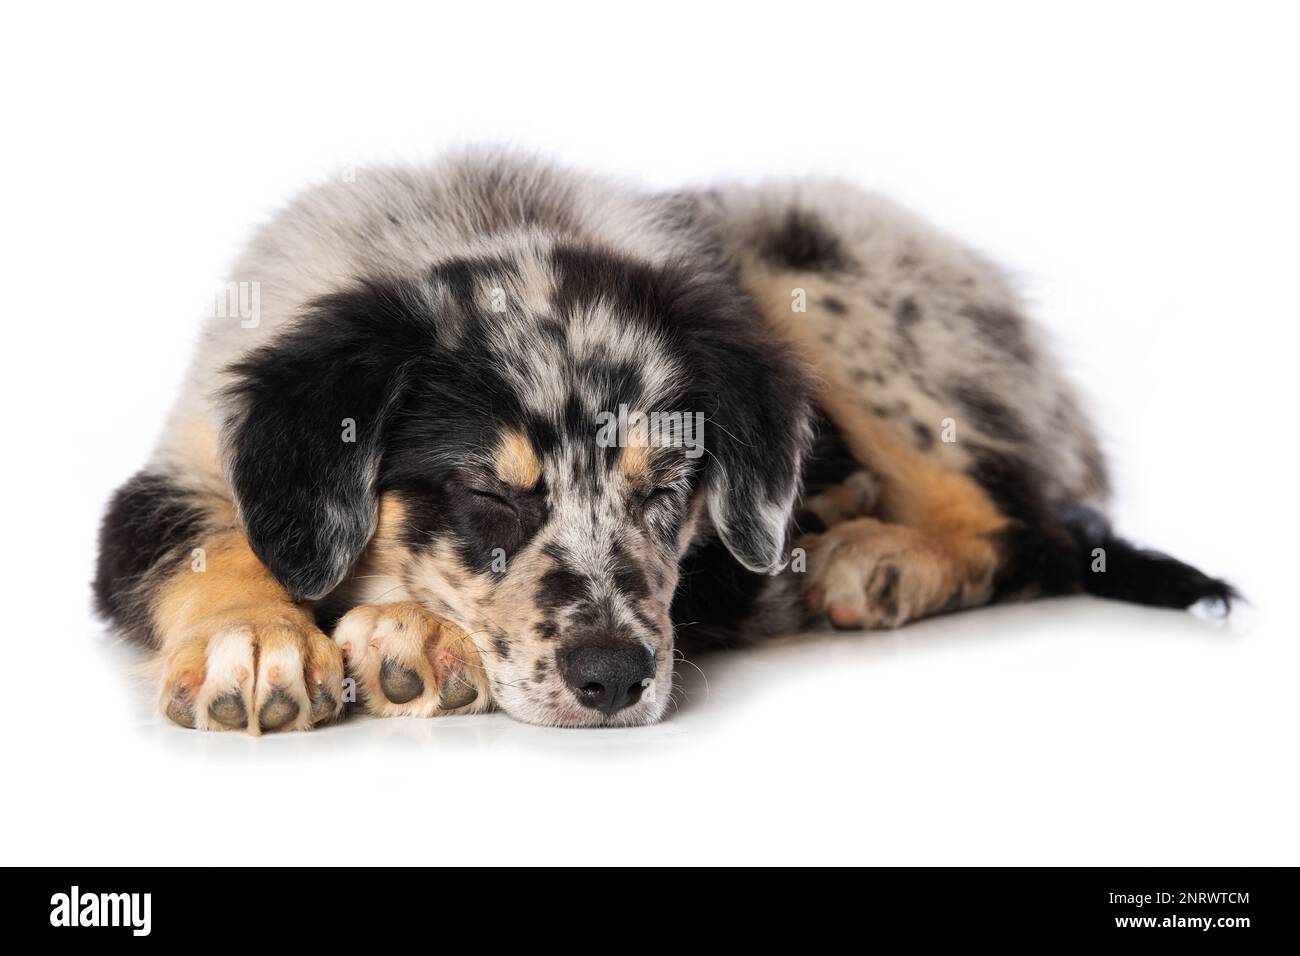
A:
639;486;678;510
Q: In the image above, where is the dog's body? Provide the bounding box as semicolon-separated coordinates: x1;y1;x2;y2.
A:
95;152;1232;731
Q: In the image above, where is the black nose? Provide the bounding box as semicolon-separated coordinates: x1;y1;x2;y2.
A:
561;642;656;715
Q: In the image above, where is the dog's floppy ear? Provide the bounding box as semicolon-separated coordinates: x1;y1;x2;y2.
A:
691;315;815;575
222;281;427;601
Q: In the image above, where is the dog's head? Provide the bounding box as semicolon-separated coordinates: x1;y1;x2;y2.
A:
223;241;813;725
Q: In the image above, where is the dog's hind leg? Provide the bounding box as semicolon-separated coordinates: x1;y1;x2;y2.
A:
794;397;1009;629
792;457;994;629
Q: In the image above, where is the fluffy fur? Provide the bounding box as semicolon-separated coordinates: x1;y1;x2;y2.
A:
94;150;1235;732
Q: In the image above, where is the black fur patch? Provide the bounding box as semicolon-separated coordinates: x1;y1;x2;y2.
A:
757;208;852;274
799;409;861;499
792;509;828;534
535;564;590;613
94;472;211;645
430;254;520;303
671;537;768;650
895;297;922;327
550;244;674;325
966;447;1093;601
950;379;1031;444
608;541;651;602
961;305;1034;364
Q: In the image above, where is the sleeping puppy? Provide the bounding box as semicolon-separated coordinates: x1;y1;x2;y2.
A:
94;152;1234;732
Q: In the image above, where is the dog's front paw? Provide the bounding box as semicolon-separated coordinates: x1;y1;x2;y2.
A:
159;609;345;733
332;603;490;717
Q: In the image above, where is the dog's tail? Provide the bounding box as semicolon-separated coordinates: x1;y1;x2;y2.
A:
1053;504;1238;611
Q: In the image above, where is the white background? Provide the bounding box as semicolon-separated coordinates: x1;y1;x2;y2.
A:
2;1;1296;865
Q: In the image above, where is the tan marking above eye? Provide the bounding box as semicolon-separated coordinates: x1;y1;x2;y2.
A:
494;429;542;489
620;442;650;483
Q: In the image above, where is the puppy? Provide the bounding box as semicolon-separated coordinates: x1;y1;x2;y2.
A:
94;151;1234;731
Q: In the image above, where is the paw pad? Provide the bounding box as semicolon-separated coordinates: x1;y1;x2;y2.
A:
379;658;425;704
208;691;248;730
257;687;300;732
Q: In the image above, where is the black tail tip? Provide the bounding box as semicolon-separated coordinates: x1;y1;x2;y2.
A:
1082;538;1239;613
1061;506;1240;614
1182;575;1240;618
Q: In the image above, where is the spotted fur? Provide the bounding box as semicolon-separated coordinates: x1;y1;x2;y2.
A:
94;150;1235;731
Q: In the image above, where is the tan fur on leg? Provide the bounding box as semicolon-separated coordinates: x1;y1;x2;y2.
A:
152;519;343;733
